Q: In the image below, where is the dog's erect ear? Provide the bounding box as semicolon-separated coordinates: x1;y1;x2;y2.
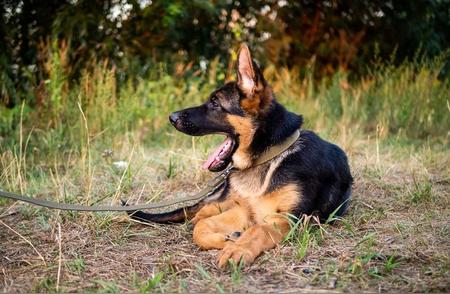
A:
236;44;262;96
236;44;271;114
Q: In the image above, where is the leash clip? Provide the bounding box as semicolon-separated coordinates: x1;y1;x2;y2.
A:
206;164;234;188
222;164;234;177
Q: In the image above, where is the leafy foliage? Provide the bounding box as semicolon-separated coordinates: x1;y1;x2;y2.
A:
1;0;449;107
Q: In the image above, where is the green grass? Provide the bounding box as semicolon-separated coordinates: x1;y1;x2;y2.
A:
0;49;449;292
138;272;164;293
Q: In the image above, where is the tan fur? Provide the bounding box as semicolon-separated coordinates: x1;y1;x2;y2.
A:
216;184;300;267
241;94;261;114
193;205;250;250
246;184;300;224
217;222;290;268
191;197;236;225
240;86;273;114
229;155;284;197
192;182;301;267
226;115;255;169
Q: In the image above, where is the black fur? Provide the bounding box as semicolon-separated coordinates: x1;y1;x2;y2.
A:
266;129;353;221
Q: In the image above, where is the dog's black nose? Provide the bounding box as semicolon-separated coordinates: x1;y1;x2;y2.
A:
169;112;180;126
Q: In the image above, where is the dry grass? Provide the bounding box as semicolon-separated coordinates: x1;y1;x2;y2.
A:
1;54;449;292
1;133;449;293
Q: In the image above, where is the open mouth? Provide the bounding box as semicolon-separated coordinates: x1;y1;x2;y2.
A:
202;136;235;171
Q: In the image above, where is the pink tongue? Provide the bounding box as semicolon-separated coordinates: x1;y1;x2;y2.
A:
202;137;232;170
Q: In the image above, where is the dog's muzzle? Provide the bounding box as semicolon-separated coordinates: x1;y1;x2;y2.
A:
169;111;200;135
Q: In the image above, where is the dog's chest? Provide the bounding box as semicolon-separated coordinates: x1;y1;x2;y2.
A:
229;164;300;224
229;167;266;197
229;158;281;198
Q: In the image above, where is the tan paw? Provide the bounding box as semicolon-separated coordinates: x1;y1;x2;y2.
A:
217;243;255;269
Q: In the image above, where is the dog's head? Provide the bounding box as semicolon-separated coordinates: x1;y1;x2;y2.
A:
169;44;285;172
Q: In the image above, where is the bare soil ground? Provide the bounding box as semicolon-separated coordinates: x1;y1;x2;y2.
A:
1;139;449;293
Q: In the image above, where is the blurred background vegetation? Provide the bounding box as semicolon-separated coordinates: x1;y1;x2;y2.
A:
0;0;449;153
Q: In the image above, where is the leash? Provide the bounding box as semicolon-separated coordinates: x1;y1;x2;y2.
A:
0;130;300;212
0;166;232;212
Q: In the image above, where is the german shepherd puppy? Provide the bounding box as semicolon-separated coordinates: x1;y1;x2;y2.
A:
129;44;353;268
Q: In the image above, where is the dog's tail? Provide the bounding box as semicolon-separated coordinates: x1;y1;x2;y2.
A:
121;200;205;224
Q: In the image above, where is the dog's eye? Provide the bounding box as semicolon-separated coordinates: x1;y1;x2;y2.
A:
210;99;220;109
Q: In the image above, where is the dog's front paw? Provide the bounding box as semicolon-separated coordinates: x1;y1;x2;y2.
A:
217;243;256;269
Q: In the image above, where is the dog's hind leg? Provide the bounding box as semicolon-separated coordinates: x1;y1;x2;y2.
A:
191;197;237;224
193;205;251;250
